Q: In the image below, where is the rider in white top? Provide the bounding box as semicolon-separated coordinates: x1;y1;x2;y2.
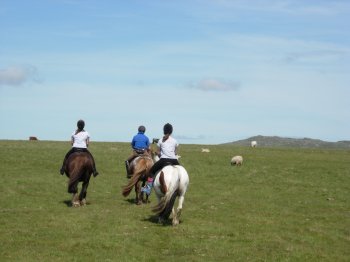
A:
60;120;99;177
141;123;180;195
158;136;178;159
71;130;90;148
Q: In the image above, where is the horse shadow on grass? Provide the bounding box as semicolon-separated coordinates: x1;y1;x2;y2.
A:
125;198;137;204
142;215;182;226
124;198;151;205
63;200;72;207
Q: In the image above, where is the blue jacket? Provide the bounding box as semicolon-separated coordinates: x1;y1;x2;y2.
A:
131;132;150;150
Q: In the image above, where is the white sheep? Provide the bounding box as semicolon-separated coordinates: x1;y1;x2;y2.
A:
251;141;257;147
231;155;243;166
201;148;210;153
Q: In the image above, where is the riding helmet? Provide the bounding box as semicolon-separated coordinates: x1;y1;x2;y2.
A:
163;123;173;135
138;125;146;133
77;120;85;130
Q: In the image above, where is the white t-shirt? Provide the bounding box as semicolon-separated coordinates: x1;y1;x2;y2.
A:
71;130;90;148
158;136;178;159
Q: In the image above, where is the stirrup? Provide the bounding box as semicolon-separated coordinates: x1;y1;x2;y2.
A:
141;182;152;195
141;186;150;195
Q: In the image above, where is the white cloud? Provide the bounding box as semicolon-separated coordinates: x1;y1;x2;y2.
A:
0;65;39;87
189;78;240;92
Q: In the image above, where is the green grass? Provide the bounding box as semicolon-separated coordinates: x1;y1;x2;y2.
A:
0;140;349;261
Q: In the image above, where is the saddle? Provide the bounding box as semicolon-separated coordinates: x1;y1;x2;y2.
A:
73;148;88;153
135;149;147;155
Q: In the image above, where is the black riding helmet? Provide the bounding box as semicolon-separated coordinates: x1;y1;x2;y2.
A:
138;125;146;133
77;120;85;130
163;123;173;135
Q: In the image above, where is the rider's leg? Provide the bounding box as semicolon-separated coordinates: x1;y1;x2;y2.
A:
141;160;164;195
60;148;75;175
125;151;137;176
86;150;99;177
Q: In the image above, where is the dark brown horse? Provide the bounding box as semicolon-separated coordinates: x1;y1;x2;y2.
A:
122;155;154;205
64;151;94;207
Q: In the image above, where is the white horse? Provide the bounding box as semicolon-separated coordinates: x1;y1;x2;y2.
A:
151;154;189;226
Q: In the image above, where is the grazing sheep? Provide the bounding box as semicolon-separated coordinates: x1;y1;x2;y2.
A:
201;148;210;153
251;141;257;147
231;155;243;166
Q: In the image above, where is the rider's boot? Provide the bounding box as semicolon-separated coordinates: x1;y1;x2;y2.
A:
93;168;99;177
141;177;154;195
60;161;65;175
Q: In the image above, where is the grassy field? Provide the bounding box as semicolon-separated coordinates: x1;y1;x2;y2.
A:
0;140;349;261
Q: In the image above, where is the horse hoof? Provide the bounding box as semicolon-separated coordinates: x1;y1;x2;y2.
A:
80;199;87;206
158;217;166;225
72;202;80;207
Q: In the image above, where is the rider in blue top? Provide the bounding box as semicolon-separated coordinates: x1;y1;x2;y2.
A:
125;125;150;176
131;130;150;150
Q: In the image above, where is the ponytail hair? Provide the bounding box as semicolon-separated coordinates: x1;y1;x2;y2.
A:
75;120;85;135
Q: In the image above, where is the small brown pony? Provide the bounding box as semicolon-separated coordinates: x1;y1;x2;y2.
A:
64;151;95;207
122;154;154;205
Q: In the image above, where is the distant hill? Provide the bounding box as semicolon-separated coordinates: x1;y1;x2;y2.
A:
223;135;350;149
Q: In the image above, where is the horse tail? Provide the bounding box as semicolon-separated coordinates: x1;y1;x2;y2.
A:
152;188;178;219
68;165;82;193
122;171;142;197
161;189;178;220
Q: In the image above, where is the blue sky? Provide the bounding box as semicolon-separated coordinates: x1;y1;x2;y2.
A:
1;0;349;144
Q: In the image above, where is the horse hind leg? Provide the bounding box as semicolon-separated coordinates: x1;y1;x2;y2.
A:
140;180;150;204
171;207;178;225
69;182;80;207
172;195;185;226
72;193;80;207
144;193;150;204
135;181;142;205
79;180;90;206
